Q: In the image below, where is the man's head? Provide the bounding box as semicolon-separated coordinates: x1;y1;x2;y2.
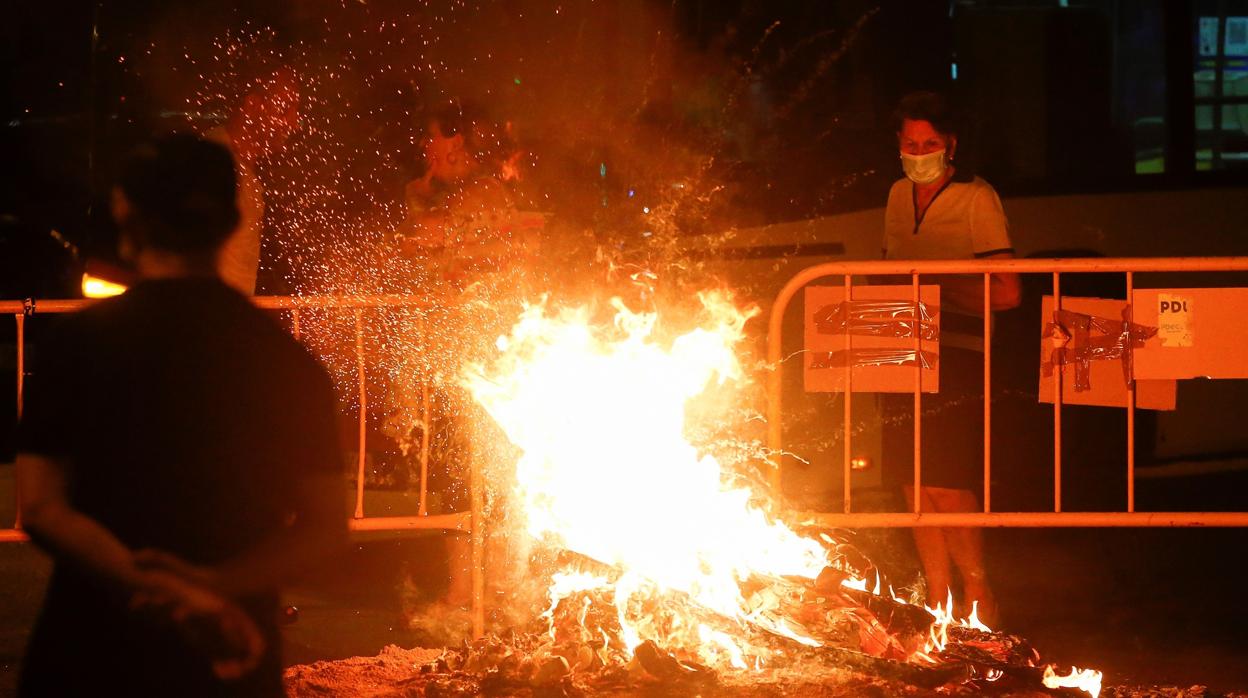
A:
230;66;301;161
423;121;473;183
421;103;492;183
113;133;240;265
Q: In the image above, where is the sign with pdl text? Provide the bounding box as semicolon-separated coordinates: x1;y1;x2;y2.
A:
1134;288;1248;380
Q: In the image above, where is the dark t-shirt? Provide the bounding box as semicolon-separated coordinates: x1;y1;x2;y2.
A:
17;277;342;696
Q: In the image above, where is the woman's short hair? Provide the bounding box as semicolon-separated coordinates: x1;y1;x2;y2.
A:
892;91;961;138
118;133;241;254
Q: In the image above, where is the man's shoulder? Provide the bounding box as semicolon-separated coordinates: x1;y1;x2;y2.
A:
247;315;332;384
61;292;137;333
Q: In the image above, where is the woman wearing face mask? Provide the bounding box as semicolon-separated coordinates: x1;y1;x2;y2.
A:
880;91;1021;627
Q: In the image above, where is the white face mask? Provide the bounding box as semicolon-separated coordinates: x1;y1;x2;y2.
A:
900;149;947;184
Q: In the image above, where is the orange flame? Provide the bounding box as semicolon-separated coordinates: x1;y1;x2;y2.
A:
82;273;127;298
465;292;1104;690
1043;664;1103;698
464;292;829;667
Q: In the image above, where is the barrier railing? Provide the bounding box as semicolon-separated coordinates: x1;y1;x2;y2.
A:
2;293;485;637
766;256;1248;527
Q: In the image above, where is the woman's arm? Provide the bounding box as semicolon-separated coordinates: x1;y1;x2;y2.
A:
942;251;1022;313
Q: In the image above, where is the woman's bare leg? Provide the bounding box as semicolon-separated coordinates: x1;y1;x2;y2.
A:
444;532;473;608
904;485;953;606
926;486;998;627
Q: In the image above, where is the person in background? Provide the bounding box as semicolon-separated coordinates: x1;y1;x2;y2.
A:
397;104;539;284
880;91;1021;627
389;105;542;641
208;66;301;295
17;134;345;696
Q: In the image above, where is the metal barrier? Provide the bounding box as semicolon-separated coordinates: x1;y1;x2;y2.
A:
766;256;1248;528
2;294;485;637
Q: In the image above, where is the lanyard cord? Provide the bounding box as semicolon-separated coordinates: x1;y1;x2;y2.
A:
912;178;954;235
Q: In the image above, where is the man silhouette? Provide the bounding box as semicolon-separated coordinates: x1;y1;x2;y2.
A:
17;133;345;696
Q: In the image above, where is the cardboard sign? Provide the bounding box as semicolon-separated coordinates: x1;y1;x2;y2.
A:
1155;293;1194;347
1133;288;1248;380
1038;296;1176;411
804;285;940;393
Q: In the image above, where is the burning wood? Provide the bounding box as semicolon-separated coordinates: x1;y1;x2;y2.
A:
284;291;1118;696
285;632;1242;697
437;294;1112;696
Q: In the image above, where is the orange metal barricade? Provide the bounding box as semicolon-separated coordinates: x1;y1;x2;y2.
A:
767;256;1248;528
1;294;486;637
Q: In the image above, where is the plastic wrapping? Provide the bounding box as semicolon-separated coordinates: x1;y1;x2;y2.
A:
804;286;941;393
813;300;939;341
1042;306;1158;392
810;348;938;370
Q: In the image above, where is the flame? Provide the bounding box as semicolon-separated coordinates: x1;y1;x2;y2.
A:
841;576;870;593
1043;664;1103;698
964;600;992;633
464;292;830;667
913;589;996;661
464;292;1104;689
82;273;127;298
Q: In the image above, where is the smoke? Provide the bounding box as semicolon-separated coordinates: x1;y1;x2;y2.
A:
122;0;881;634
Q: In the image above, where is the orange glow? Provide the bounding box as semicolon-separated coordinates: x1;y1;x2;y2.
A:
464;292;829;668
1043;664;1104;698
82;273;127;298
465;292;1105;690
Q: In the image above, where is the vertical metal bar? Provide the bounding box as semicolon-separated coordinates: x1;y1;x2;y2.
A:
291;307;301;341
843;274;852;514
1053;272;1063;514
419;379;431;517
470;438;485;639
983;272;992;513
14;313;25;530
354;309;367;520
913;273;922;513
1126;271;1136;513
15;314;25;422
418;314;431;517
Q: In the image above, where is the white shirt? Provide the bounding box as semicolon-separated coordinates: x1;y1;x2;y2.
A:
883;175;1013;261
883;175;1013;353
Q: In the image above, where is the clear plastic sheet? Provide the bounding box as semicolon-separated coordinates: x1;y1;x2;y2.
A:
809;348;938;370
813;300;939;341
1042;306;1158;392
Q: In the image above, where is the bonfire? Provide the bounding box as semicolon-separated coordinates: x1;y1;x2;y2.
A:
289;292;1103;697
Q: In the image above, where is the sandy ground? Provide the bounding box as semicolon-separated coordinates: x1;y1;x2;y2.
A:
2;462;1247;696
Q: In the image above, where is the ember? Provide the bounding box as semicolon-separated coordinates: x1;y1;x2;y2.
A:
451;293;1107;696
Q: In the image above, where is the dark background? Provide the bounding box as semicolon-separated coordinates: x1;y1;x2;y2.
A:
3;1;1248;692
4;0;1246;298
